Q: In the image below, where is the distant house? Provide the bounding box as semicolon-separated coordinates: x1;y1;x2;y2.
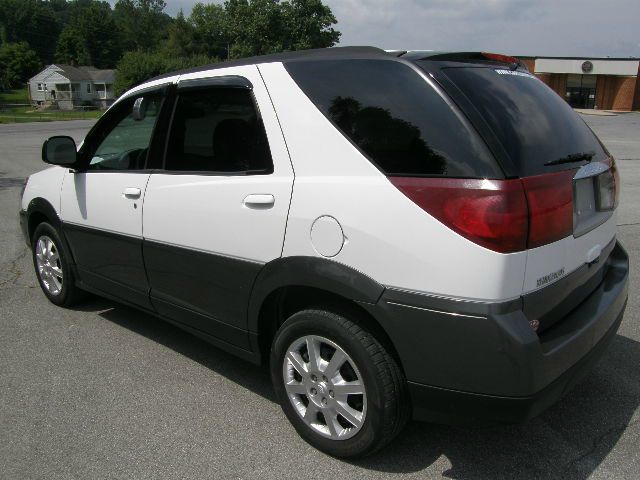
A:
29;64;116;110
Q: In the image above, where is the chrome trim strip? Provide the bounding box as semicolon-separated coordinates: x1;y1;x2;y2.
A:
385;301;486;320
573;161;610;180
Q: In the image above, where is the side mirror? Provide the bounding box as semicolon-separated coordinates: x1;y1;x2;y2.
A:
132;97;147;121
42;136;78;166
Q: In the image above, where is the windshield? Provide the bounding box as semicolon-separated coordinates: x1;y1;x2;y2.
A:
434;65;608;177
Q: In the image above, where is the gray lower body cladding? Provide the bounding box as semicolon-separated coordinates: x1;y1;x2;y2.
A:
362;240;629;423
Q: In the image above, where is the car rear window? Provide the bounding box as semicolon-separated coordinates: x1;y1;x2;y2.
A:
285;59;501;178
437;66;608;177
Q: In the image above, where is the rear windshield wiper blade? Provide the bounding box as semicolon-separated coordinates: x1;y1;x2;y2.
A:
544;151;595;166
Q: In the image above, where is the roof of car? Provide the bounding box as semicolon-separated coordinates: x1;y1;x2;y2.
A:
149;46;396;82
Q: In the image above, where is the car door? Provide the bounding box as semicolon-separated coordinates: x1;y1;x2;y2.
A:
142;67;294;348
60;87;168;309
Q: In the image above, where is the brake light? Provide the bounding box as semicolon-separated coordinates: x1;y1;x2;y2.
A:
521;170;575;249
388;177;528;253
389;170;577;254
481;52;519;65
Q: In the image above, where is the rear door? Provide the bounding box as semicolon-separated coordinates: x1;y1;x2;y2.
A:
142;66;294;348
60;89;166;308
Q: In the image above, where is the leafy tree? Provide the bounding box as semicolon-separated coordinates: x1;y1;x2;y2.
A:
161;10;198;58
0;0;61;63
187;0;341;60
225;0;285;58
0;41;40;88
189;2;229;58
114;50;216;94
65;2;122;68
55;26;91;65
280;0;340;51
114;0;171;52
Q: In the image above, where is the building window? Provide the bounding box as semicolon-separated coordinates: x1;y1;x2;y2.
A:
87;83;92;93
37;83;44;91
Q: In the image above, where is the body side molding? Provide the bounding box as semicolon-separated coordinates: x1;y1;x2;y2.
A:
247;255;386;333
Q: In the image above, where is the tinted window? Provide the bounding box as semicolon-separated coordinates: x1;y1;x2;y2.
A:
439;66;608;176
87;95;162;171
165;88;273;173
285;59;500;178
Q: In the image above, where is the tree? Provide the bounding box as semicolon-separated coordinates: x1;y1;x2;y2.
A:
64;2;122;68
114;0;172;52
114;50;216;94
54;26;91;65
161;10;198;58
0;42;40;89
280;0;340;51
189;2;229;58
187;0;341;60
0;0;61;64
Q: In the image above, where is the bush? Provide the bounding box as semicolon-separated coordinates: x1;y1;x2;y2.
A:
114;51;217;95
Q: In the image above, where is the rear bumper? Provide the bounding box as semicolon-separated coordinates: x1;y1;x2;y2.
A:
407;304;625;423
364;240;629;424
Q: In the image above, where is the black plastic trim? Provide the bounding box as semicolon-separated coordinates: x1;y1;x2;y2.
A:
523;237;616;333
18;209;29;246
149;46;393;82
409;304;625;424
368;241;628;401
177;75;253;90
144;239;263;344
61;222;151;310
247;256;385;334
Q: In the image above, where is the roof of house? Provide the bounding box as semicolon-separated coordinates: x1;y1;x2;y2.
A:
31;64;115;83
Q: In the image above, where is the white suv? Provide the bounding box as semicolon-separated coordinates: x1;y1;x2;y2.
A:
19;47;629;458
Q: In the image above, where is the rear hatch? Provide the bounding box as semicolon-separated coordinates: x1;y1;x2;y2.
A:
417;56;620;332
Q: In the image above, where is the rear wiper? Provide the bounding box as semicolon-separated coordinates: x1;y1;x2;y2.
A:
544;151;595;166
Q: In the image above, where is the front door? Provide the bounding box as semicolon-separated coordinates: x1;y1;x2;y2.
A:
60;90;165;308
142;67;294;348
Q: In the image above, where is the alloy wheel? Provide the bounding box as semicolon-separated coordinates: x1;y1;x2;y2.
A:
282;335;366;440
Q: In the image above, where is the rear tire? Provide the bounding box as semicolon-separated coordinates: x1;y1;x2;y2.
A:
270;308;409;458
32;222;84;307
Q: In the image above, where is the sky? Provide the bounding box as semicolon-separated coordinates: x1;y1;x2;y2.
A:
154;0;640;58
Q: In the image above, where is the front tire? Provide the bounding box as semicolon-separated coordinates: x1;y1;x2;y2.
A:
32;222;83;307
270;309;409;458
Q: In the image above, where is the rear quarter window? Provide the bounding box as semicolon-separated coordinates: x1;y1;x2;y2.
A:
285;59;501;178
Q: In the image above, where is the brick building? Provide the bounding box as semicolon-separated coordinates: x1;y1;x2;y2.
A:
518;56;640;111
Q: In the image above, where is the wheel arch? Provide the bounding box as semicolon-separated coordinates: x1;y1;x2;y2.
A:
248;256;401;366
26;197;61;243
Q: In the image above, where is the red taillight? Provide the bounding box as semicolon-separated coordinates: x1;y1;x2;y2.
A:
521;170;575;249
389;170;577;253
481;52;519;65
389;177;528;253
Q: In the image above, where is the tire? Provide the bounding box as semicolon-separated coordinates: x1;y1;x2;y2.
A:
270;308;409;458
31;222;84;307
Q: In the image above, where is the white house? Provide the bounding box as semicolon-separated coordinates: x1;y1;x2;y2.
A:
29;64;116;110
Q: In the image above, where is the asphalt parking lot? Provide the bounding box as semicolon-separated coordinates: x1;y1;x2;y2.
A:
1;114;639;479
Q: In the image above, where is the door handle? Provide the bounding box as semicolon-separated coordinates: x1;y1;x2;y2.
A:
243;194;275;209
123;187;141;199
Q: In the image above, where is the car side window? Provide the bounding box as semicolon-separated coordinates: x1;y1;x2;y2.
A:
164;87;273;174
85;95;162;171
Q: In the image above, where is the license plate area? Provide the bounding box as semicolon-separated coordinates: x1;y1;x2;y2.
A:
574;166;614;237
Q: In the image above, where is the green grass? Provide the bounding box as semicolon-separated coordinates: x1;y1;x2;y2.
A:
0;105;103;124
0;89;104;123
0;88;29;103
